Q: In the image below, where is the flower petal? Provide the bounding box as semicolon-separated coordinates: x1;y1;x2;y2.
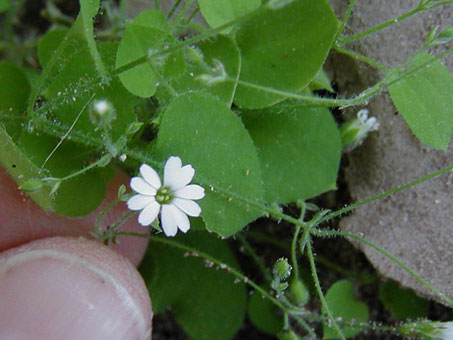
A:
161;205;178;237
137;201;160;226
173;198;202;217
174;184;205;200
168;203;191;233
139;164;161;189
127;194;155;211
164;156;195;190
130;177;157;195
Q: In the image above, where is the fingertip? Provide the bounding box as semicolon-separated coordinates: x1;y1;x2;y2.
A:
0;237;152;340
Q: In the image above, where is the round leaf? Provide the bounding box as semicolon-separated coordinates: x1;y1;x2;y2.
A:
152;92;265;237
37;28;69;68
116;14;184;98
242;105;341;203
323;280;369;339
0;62;30;139
140;232;247;340
388;53;453;150
248;287;283;334
198;0;261;29
157;35;240;107
234;0;338;108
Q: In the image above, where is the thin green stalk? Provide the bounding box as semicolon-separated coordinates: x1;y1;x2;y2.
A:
147;59;178;97
111;210;136;230
43;154;111;183
338;1;453;45
306;240;346;340
291;224;302;279
186;5;200;24
95;198;121;234
153;0;161;10
292;315;317;338
314;229;453;307
167;0;183;19
169;0;195;31
334;0;356;42
40;94;95;169
229;77;380;108
119;0;127;17
334;45;389;71
236;233;272;282
319;164;453;224
117;231;150;238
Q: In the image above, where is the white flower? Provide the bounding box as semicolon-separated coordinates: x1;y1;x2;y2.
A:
127;156;205;237
340;108;380;150
434;322;453;340
398;321;453;340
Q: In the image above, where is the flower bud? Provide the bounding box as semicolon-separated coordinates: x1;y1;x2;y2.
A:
340;109;379;150
289;279;309;306
89;99;116;128
398;321;453;340
18;179;44;193
273;258;292;280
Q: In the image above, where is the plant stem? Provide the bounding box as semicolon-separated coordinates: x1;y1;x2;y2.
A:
306;240;346;340
314;229;453;307
338;0;453;45
237;233;272;282
334;0;356;42
291;224;302;279
169;0;195;31
319;163;453;224
334;45;389;71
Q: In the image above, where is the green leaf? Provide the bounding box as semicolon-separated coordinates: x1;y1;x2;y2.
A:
0;62;30;139
46;42;138;141
388;53;453;150
157;35;240;107
248;287;283;334
379;280;429;320
198;0;261;29
139;232;247;340
309;69;334;93
37;28;69;68
131;9;168;29
234;0;338;108
152;92;265;237
28;0;105;116
242;105;341;203
116;11;185;98
0;125;53;211
0;0;11;12
18;132;106;217
323;280;369;339
81;0;100;17
78;0;105;77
